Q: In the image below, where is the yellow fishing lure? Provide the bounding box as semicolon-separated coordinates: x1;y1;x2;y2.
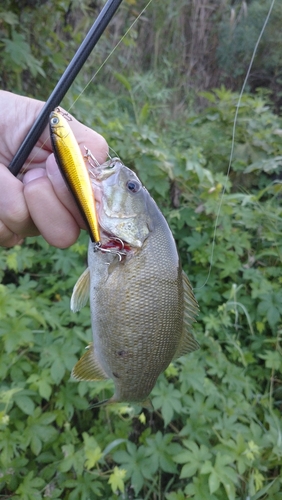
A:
49;110;100;243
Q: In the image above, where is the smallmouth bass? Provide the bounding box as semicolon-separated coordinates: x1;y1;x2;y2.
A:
71;157;199;407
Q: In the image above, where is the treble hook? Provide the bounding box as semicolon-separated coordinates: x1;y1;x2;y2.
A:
84;147;100;168
93;240;126;262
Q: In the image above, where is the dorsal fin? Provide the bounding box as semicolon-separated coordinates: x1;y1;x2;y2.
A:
173;271;199;359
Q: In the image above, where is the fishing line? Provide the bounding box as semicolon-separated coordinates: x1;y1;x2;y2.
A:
68;0;154;112
16;0;276;282
22;0;153;170
70;0;275;292
195;0;276;291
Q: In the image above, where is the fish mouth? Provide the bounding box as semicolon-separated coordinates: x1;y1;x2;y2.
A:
101;231;133;253
99;231;132;254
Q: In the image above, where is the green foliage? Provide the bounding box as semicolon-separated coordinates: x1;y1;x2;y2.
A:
217;0;282;102
1;87;282;498
1;1;282;499
1;0;282;107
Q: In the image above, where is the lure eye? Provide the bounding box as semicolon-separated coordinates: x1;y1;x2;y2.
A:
51;116;60;125
126;180;141;193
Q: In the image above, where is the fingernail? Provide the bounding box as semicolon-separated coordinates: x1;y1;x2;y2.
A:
22;168;46;185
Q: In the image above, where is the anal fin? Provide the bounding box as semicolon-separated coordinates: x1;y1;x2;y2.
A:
72;344;109;381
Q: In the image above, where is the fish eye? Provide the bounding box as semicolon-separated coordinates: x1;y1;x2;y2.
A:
126;180;141;193
51;116;60;125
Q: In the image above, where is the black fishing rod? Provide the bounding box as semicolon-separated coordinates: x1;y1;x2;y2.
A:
8;0;124;177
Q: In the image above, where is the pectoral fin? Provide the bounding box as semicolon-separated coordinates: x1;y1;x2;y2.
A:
70;267;90;312
72;344;109;381
173;271;200;359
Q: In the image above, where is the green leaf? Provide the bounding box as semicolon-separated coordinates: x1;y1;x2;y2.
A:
14;395;35;415
175;441;212;478
30;434;42;456
113;442;156;494
114;72;132;91
139;102;150;123
50;357;65;383
259;350;282;370
108;466;126;493
209;471;220;494
152;382;182;426
15;471;45;499
146;431;181;474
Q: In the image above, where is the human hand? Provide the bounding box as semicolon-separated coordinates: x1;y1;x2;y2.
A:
0;91;108;248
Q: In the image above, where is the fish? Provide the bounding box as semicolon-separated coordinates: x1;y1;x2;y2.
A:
49;110;100;243
70;157;199;407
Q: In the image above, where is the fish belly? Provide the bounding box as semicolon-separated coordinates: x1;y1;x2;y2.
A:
88;226;183;402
